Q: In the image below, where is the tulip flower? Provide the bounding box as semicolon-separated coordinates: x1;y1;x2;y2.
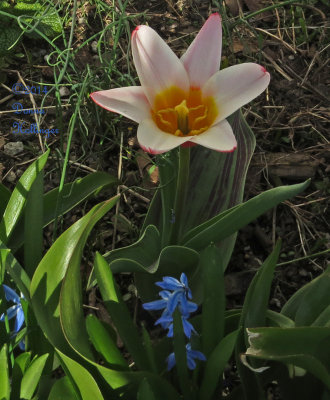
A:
90;13;270;154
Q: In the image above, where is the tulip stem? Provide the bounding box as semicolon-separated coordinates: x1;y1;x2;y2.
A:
171;146;190;244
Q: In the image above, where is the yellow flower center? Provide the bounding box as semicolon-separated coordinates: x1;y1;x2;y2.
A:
152;87;218;137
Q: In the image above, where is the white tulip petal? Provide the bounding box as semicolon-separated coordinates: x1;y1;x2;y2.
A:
203;63;270;123
132;25;189;105
90;86;150;123
181;13;222;88
190;119;237;152
137;118;192;154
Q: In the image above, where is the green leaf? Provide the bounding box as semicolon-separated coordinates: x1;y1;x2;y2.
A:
86;314;128;369
30;196;119;357
199;329;239;400
137;379;156;400
0;344;10;400
48;377;79;400
173;309;192;400
11;352;31;400
9;171;118;251
240;240;281;332
20;353;49;399
56;349;104;400
282;266;330;326
93;252;149;370
0;149;49;243
0;243;30;300
235;240;281;400
24;169;43;277
183;111;255;231
245;326;330;390
134;244;199;302
0;182;11;216
183;181;310;252
201;244;225;356
104;224;161;273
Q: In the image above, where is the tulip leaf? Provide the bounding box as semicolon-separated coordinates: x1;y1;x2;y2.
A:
48;377;79;400
182;110;255;267
199;329;239;400
0;149;49;243
0;344;10;400
183;111;255;231
245;326;330;390
86;314;128;369
56;349;104;400
9;171;118;251
134;245;199;302
183;180;310;252
104;224;161;273
281;265;330;326
20;353;49;400
30;196;119;358
93;252;150;371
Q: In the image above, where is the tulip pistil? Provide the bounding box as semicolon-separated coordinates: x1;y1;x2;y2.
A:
175;100;189;135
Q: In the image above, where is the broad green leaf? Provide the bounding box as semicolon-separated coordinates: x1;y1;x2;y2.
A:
201;244;225;356
86;314;128;369
0;243;30;300
245;326;330;390
30;196;119;357
183;181;310;251
0;344;10;400
20;353;49;399
134;244;199;302
24;170;43;277
183;111;255;232
93;252;149;370
137;379;156;400
11;352;31;400
199;329;239;400
282;266;330;326
0;182;11;216
182;111;255;268
0;149;49;243
104;224;161;273
48;377;79;400
56;349;104;400
9;171;118;251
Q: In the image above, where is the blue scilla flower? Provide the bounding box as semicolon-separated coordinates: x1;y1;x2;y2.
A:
167;343;206;371
0;284;25;350
144;273;195;315
142;273;198;338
